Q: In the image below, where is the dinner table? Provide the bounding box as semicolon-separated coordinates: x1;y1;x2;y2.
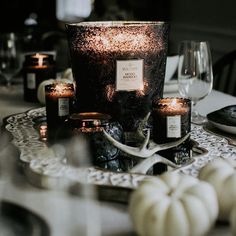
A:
0;81;236;236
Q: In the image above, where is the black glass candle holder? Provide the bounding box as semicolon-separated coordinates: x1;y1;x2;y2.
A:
23;53;56;102
64;112;124;172
152;97;191;174
45;82;75;142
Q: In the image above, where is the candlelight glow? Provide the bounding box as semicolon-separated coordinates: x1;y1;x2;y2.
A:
32;53;48;67
77;118;103;133
76;112;111;120
55;83;66;93
153;98;191;116
45;83;74;98
38;56;43;67
170;98;177;107
105;84;116;101
39;125;47;141
70;112;111;133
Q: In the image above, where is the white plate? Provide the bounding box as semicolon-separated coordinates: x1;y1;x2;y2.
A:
208;120;236;135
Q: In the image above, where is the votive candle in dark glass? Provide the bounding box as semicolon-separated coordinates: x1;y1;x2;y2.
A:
152;97;191;173
23;53;56;102
45;82;74;140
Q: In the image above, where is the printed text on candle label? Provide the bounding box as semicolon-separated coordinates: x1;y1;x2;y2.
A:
116;59;143;91
167;116;181;138
27;73;36;89
58;98;69;116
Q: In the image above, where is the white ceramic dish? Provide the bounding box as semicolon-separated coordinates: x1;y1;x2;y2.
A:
208;120;236;135
207;105;236;135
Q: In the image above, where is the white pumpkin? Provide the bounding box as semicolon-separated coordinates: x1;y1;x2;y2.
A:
37;78;74;104
230;204;236;236
129;172;218;236
37;79;54;104
199;158;236;221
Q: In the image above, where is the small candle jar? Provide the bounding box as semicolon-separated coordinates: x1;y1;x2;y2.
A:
64;112;124;172
45;82;74;139
23;53;56;102
152;97;191;173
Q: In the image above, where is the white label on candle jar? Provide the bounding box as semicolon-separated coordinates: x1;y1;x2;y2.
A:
116;59;144;91
58;98;69;116
27;73;36;89
167;116;181;138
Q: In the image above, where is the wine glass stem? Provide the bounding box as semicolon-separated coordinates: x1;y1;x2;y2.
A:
5;76;11;87
191;100;207;125
191;101;199;118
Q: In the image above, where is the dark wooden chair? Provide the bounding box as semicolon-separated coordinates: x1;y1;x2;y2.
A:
213;50;236;96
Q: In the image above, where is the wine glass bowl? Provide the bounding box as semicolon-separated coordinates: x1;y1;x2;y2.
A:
178;40;213;124
0;33;22;86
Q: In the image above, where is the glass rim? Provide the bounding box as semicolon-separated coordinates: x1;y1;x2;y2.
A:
66;21;168;28
180;40;210;45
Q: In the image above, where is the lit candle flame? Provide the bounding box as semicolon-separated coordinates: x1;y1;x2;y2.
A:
170;98;177;107
32;53;48;67
55;83;66;93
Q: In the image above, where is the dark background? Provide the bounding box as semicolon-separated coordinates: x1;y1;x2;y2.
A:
0;0;235;63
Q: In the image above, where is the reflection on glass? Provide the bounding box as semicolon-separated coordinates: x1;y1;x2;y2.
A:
178;40;213;124
0;33;22;87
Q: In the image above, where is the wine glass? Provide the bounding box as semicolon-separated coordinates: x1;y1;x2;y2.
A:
178;40;213;124
0;33;22;87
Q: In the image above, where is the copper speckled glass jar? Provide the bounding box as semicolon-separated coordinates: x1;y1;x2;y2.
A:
66;21;169;132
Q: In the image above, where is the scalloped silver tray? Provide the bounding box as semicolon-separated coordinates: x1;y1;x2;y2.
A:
3;107;234;193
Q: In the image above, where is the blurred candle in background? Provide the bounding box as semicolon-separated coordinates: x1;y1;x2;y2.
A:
23;53;56;102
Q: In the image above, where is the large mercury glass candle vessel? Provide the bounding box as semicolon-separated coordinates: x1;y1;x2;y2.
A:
66;21;169;132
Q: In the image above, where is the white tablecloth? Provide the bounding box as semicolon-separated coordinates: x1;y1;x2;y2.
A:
0;85;40;124
0;84;236;236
